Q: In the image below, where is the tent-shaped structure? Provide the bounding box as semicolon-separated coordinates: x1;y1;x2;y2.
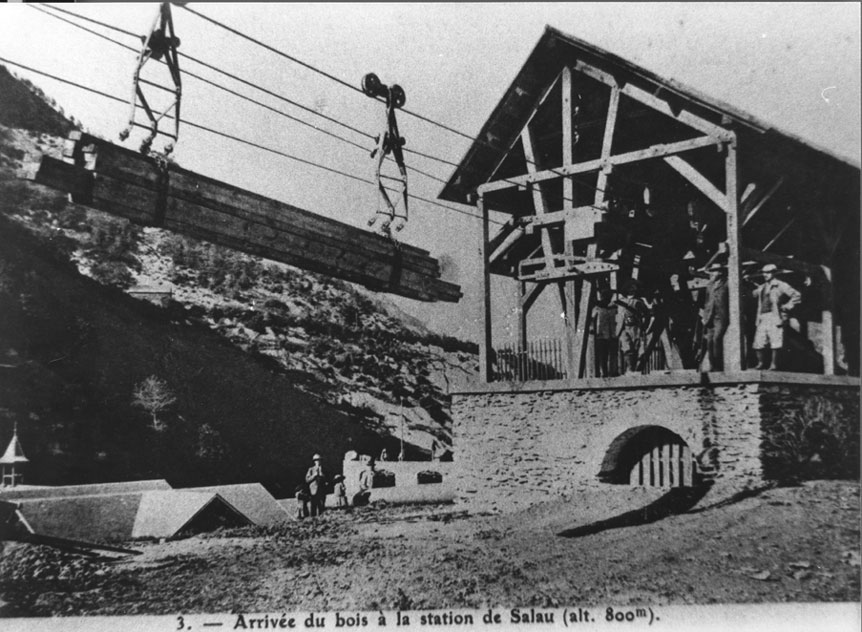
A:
180;483;290;526
441;26;860;383
11;490;250;543
131;491;251;539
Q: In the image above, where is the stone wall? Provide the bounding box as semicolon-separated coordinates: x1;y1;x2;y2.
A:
450;377;859;512
342;456;454;502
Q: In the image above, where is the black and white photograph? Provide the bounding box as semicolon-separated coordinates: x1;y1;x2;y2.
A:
0;3;859;631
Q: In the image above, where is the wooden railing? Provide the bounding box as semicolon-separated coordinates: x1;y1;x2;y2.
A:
492;337;668;382
494;339;568;382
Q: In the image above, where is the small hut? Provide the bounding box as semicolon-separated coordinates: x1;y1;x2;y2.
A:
1;424;29;488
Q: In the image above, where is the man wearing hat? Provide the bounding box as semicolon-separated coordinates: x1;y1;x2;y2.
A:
752;263;801;370
615;280;647;374
701;262;729;371
305;453;327;516
592;288;618;377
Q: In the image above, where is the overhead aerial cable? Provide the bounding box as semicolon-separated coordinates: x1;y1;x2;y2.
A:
362;72;408;236
119;2;182;157
0;53;506;227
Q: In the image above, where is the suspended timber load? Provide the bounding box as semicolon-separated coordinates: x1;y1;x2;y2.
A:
25;132;461;303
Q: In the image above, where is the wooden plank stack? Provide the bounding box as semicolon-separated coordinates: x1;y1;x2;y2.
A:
25;132;462;303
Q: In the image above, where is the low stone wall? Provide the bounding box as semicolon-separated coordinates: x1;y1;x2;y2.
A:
342;457;455;504
450;373;859;512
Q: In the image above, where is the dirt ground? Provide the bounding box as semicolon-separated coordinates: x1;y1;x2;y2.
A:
1;480;859;616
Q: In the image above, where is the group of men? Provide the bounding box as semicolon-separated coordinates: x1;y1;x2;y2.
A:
591;261;802;375
296;453;379;518
295;453;348;518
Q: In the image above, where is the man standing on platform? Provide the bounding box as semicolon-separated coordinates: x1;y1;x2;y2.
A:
751;263;801;371
701;262;729;371
305;453;327;516
592;289;618;377
616;281;646;375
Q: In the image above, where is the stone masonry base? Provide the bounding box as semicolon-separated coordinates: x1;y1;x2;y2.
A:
450;373;859;513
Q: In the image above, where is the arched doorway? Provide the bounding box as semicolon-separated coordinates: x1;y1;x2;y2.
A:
599;425;698;488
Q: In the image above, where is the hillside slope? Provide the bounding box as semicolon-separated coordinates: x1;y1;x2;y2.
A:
0;213;385;496
0;68;477;494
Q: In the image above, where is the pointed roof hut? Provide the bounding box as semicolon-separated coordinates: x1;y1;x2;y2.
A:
1;423;29;487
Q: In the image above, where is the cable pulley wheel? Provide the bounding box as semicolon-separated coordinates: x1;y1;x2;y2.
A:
361;72;382;98
389;84;406;109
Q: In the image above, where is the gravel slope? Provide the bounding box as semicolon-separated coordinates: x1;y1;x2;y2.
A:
1;480;858;616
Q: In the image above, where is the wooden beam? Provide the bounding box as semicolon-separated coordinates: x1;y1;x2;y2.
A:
762;217;796;252
489;226;526;264
821;265;835;376
619;82;733;141
664;155;728;212
570;245;598;378
479;134;722;195
521;125;556;271
569;60;732;140
742;177;784;227
740;248;826;278
723;137;744;371
521;282;544;313
67;132;438;270
26;137;460;303
85;172;461;301
518;281;529;353
527;206;596;228
557;281;577;378
562;66;574;211
487;69;567;187
479;195;493;382
595;86;621;207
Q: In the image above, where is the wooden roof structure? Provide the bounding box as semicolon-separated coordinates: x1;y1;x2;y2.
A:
440;27;860;382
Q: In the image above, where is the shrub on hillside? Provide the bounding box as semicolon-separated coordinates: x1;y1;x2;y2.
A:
89;260;134;289
762;394;860;481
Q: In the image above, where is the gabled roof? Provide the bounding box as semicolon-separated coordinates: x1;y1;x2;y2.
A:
0;479;171;500
14;489;252;542
0;427;28;465
440;26;859;204
131;491;251;539
180;483;290;526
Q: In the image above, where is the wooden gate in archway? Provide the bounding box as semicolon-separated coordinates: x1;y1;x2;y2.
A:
629;440;695;488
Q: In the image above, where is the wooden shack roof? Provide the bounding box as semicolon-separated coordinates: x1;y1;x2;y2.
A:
440;26;860;205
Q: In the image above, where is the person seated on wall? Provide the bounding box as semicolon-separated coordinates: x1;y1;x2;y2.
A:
353;458;376;507
749;263;802;370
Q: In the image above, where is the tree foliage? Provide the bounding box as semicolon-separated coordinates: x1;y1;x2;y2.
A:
132;375;177;432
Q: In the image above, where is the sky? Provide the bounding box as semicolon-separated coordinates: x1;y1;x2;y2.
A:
0;3;859;344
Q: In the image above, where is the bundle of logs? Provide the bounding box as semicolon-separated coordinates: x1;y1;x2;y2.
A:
24;132;461;303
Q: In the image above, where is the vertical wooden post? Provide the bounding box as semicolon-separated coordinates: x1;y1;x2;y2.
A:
821;265;835;375
560;66;579;380
562;66;574;209
595;86;620;208
662;443;672;488
682;444;693;486
521;127;555;271
723;136;744;371
478;194;493;383
518;280;528;354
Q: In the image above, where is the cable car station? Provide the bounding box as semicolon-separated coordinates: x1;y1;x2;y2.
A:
441;28;860;511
